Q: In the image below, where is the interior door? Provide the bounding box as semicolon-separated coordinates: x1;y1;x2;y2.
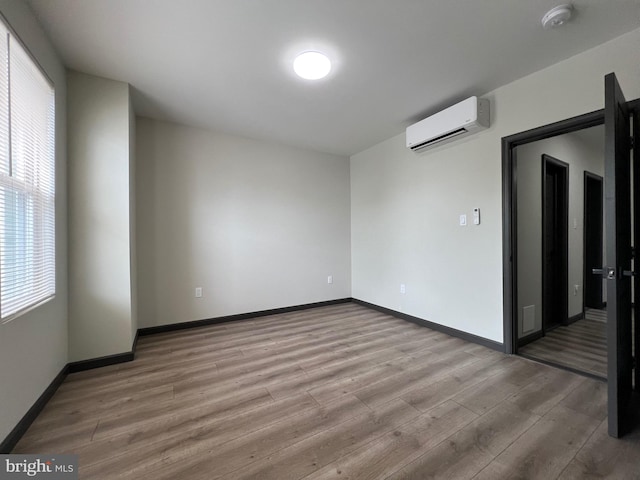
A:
542;156;569;331
604;72;633;438
584;172;604;309
634;109;639;394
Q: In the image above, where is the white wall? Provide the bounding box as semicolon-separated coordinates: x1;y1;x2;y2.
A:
129;94;138;340
516;128;604;337
0;1;68;443
351;27;640;344
136;118;351;328
67;72;136;361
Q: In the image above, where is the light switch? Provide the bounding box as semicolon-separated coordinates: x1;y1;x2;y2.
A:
459;214;467;226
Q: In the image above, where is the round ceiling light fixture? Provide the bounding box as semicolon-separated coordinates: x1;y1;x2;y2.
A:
541;4;573;29
293;51;331;80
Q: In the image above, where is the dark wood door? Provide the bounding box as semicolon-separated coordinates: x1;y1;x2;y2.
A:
542;155;568;332
633;109;640;394
604;72;633;438
584;172;604;309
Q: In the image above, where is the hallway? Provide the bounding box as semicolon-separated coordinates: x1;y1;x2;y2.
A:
519;309;607;379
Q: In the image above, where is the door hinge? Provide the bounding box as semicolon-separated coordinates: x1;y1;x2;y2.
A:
632;136;635;149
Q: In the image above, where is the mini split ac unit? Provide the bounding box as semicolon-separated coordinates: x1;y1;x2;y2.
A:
406;96;490;152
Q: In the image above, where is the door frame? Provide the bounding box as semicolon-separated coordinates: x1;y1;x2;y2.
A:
501;98;640;354
541;154;569;333
583;171;604;310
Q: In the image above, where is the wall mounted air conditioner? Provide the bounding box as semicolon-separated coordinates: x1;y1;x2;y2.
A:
406;96;490;152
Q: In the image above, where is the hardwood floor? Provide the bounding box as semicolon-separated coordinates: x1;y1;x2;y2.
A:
519;309;607;378
12;303;640;479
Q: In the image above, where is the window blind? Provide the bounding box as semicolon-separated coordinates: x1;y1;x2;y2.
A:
0;20;55;322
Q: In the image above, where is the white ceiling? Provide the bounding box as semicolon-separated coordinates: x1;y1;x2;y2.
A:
27;0;640;156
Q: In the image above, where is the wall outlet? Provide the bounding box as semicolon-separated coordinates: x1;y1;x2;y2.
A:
327;275;333;284
195;287;203;298
400;283;406;294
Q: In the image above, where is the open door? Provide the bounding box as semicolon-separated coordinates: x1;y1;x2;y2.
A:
584;172;604;309
635;109;640;395
603;72;634;438
542;155;569;332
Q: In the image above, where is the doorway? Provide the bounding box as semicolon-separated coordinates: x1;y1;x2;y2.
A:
584;172;604;310
512;126;606;378
502;75;639;437
542;155;568;332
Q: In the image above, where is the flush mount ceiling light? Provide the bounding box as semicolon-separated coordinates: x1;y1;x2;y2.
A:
293;51;331;80
541;4;573;29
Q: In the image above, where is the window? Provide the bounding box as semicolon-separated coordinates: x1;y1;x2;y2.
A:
0;19;55;322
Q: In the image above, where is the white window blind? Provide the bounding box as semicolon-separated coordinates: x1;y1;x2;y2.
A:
0;20;55;322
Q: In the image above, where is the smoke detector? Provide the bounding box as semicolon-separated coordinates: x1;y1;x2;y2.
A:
541;4;573;29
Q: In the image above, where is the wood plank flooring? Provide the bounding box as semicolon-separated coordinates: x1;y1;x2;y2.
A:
12;303;640;479
519;309;607;378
